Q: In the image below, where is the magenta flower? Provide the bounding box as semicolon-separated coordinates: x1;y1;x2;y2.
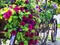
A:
18;28;22;32
25;0;29;4
19;42;24;45
25;9;28;12
20;7;24;12
27;18;31;23
22;16;27;22
20;21;25;26
25;31;30;37
28;39;34;45
3;10;12;20
28;14;33;19
9;5;12;8
31;20;36;26
28;24;34;30
14;6;19;13
11;30;17;36
29;33;35;38
8;10;12;16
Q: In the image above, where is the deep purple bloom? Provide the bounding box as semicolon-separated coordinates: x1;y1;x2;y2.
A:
28;39;35;45
28;24;34;30
25;0;29;4
36;5;39;8
19;42;24;45
20;7;24;12
11;30;17;36
25;9;28;12
27;18;31;23
39;9;42;12
22;16;27;22
29;33;35;38
20;21;25;26
29;14;33;19
30;20;36;26
18;28;22;32
25;31;30;37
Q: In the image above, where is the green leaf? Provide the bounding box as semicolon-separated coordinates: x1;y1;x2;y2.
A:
23;27;28;32
24;40;28;45
31;30;35;33
8;16;12;23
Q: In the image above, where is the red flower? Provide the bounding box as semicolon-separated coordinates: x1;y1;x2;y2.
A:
20;21;25;26
19;42;24;45
11;30;17;36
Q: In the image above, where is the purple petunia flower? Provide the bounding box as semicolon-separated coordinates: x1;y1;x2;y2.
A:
36;5;39;8
27;18;31;23
52;3;57;9
18;28;22;32
39;9;42;12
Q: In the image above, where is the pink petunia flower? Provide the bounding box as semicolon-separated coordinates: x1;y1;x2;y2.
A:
25;0;29;4
25;31;30;37
20;21;25;26
19;42;24;45
22;16;27;22
28;14;33;19
14;6;19;13
28;24;34;30
20;7;24;12
11;30;17;36
3;10;12;20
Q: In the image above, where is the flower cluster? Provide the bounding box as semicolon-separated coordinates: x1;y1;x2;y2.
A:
0;1;40;45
